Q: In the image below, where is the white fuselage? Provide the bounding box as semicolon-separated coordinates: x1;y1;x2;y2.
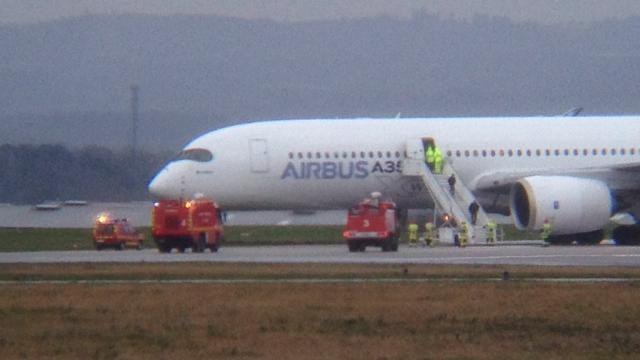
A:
148;116;640;210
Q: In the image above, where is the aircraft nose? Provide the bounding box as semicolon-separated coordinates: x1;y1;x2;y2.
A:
148;168;174;199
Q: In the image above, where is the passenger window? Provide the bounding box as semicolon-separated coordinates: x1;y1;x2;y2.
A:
491;150;496;157
507;150;513;157
473;150;479;157
602;149;607;155
535;149;541;156
611;149;617;155
482;150;487;157
395;151;401;158
573;149;578;156
464;150;470;157
456;150;461;157
288;152;294;159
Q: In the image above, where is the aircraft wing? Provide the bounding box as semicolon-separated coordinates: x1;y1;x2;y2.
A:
472;163;640;191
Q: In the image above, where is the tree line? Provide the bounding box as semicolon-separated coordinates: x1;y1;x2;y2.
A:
0;144;170;204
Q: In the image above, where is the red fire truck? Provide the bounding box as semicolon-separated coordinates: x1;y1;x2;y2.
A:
151;198;224;253
342;196;400;252
92;214;145;250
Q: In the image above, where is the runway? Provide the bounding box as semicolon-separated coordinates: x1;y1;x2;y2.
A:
1;243;640;266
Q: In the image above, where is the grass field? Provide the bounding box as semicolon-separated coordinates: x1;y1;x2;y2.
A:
1;263;640;359
0;225;539;252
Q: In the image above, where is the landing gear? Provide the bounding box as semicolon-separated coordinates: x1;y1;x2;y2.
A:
576;230;605;245
612;225;640;245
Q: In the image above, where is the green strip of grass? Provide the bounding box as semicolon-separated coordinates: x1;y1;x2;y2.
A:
0;224;541;252
0;226;345;252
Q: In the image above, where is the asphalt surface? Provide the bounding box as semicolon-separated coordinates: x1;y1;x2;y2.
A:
2;243;640;266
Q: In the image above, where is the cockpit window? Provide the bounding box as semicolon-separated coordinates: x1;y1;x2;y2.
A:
174;148;213;162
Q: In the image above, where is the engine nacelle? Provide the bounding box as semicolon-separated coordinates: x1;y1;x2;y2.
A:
510;176;612;235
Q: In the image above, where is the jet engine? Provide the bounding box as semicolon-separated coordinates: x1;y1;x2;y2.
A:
510;176;612;235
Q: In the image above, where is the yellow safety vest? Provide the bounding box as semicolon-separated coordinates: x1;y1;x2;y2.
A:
408;224;419;240
426;147;435;164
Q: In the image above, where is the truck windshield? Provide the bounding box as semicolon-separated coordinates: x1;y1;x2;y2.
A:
173;148;213;162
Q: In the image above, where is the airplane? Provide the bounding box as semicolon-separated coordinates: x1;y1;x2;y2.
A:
148;116;640;245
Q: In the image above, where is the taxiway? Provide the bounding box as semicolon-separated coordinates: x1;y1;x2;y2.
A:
1;243;639;266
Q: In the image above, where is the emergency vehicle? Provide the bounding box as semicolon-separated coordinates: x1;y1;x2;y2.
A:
151;198;224;253
342;194;400;252
92;213;144;250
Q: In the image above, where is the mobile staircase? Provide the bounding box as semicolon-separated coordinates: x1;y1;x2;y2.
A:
403;140;491;244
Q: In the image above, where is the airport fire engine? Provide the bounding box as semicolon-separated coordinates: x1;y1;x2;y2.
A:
151;198;224;253
92;213;144;250
342;193;400;252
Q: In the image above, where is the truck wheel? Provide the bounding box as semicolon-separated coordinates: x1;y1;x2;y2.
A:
210;243;219;253
158;244;171;253
348;242;359;252
95;244;102;251
382;238;391;252
136;242;143;250
117;242;125;251
195;234;206;253
391;235;399;252
177;246;185;253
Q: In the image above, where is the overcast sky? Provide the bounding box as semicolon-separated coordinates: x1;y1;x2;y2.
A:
3;0;640;25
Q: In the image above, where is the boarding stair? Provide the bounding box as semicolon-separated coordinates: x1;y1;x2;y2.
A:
403;141;491;244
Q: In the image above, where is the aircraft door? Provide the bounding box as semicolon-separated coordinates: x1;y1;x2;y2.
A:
249;139;270;173
406;138;427;160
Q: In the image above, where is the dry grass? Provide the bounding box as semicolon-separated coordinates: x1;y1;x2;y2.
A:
1;264;640;359
3;262;640;281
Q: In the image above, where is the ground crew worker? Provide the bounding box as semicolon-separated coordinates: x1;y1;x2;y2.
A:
448;174;456;195
433;146;443;174
468;201;479;225
408;220;419;247
424;221;435;247
542;218;552;243
425;145;435;170
485;219;497;244
458;221;468;247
